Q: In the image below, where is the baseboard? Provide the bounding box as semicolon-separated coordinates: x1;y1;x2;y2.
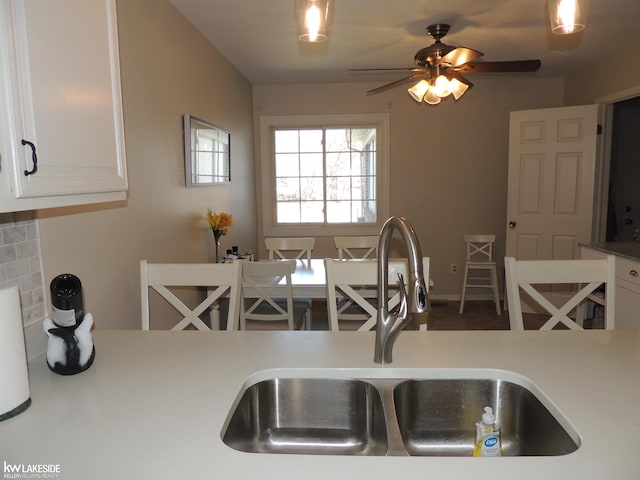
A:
429;298;449;306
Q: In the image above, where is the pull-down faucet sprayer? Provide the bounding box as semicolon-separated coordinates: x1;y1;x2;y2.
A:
374;216;429;364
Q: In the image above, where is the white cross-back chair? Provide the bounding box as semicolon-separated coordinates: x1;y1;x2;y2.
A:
240;260;309;330
324;257;430;331
334;236;379;260
265;237;315;260
504;255;615;330
459;234;501;315
140;260;242;331
333;235;379;321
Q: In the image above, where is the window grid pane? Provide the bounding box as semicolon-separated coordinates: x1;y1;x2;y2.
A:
274;126;377;225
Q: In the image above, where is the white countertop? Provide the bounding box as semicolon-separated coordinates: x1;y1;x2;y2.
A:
582;242;640;262
1;329;639;479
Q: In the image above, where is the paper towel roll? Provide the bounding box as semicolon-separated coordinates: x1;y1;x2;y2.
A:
0;286;31;421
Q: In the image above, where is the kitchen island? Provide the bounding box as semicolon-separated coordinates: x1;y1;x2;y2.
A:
1;330;639;479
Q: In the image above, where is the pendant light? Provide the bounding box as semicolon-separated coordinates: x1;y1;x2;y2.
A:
548;0;588;34
295;0;334;42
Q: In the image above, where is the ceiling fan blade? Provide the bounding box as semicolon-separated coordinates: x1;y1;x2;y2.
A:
366;72;427;96
440;47;483;68
351;67;424;73
455;60;542;73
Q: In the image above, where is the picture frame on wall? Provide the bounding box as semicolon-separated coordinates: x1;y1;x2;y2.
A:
184;114;230;186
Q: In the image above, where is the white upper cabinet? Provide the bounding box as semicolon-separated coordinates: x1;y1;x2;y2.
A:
0;0;127;212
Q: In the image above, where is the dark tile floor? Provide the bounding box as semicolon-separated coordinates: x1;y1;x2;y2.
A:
427;300;511;330
309;299;604;331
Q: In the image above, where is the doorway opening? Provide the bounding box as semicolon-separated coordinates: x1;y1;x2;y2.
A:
606;96;640;242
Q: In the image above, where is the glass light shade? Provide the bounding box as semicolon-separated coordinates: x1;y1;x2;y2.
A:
295;0;333;42
549;0;587;34
449;78;470;100
433;75;452;98
408;80;430;102
424;89;441;105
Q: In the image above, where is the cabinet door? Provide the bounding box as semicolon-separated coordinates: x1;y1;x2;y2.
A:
1;0;127;198
582;246;640;329
616;281;640;330
615;256;640;329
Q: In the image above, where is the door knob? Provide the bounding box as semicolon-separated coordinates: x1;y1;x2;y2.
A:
509;221;517;229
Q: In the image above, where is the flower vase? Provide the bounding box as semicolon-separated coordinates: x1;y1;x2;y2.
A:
215;240;221;263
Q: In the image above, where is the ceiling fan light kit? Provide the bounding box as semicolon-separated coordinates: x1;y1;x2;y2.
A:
407;71;471;104
448;77;470;100
549;0;588;35
423;88;442;105
295;0;334;42
407;79;430;102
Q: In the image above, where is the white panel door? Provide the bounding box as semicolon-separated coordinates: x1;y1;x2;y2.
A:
506;105;599;261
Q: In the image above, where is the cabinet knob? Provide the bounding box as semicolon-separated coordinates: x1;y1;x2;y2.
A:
630;269;638;278
21;139;38;176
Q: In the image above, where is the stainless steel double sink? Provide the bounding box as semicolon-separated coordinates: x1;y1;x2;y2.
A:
222;369;580;457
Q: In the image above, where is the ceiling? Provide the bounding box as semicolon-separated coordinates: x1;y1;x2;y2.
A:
168;0;640;86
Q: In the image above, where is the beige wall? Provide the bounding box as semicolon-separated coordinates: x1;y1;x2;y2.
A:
564;45;640;105
253;76;564;298
37;0;256;329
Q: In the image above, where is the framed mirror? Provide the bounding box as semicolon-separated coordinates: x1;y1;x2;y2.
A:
184;114;230;186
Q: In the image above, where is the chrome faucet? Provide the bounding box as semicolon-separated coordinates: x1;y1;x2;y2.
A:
374;216;429;364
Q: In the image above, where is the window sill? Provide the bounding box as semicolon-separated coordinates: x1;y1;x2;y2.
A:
263;223;382;237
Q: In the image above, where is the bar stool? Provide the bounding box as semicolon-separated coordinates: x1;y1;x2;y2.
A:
459;234;501;315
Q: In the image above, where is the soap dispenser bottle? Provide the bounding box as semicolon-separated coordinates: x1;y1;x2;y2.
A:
473;406;501;457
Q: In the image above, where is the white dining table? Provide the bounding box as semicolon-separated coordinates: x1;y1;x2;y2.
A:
285;258;328;298
212;258;432;330
246;258;432;298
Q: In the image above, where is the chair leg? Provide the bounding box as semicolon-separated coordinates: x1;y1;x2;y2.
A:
304;306;312;330
459;264;469;314
575;302;587;327
490;266;501;316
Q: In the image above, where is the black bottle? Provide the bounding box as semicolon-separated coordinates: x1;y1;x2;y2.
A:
50;274;84;329
46;273;95;375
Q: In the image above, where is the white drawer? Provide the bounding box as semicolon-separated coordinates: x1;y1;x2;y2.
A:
615;256;640;287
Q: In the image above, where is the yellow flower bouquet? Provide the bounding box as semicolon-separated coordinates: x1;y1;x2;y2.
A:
207;210;233;262
207;210;233;241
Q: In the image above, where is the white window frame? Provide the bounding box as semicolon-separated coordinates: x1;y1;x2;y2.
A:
259;113;390;237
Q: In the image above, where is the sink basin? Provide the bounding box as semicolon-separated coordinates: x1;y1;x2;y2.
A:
393;379;580;456
222;369;580;457
222;377;388;455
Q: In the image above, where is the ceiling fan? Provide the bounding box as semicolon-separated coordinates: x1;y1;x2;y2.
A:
353;24;541;104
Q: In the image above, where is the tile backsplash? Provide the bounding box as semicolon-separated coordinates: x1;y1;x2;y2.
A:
0;211;46;326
